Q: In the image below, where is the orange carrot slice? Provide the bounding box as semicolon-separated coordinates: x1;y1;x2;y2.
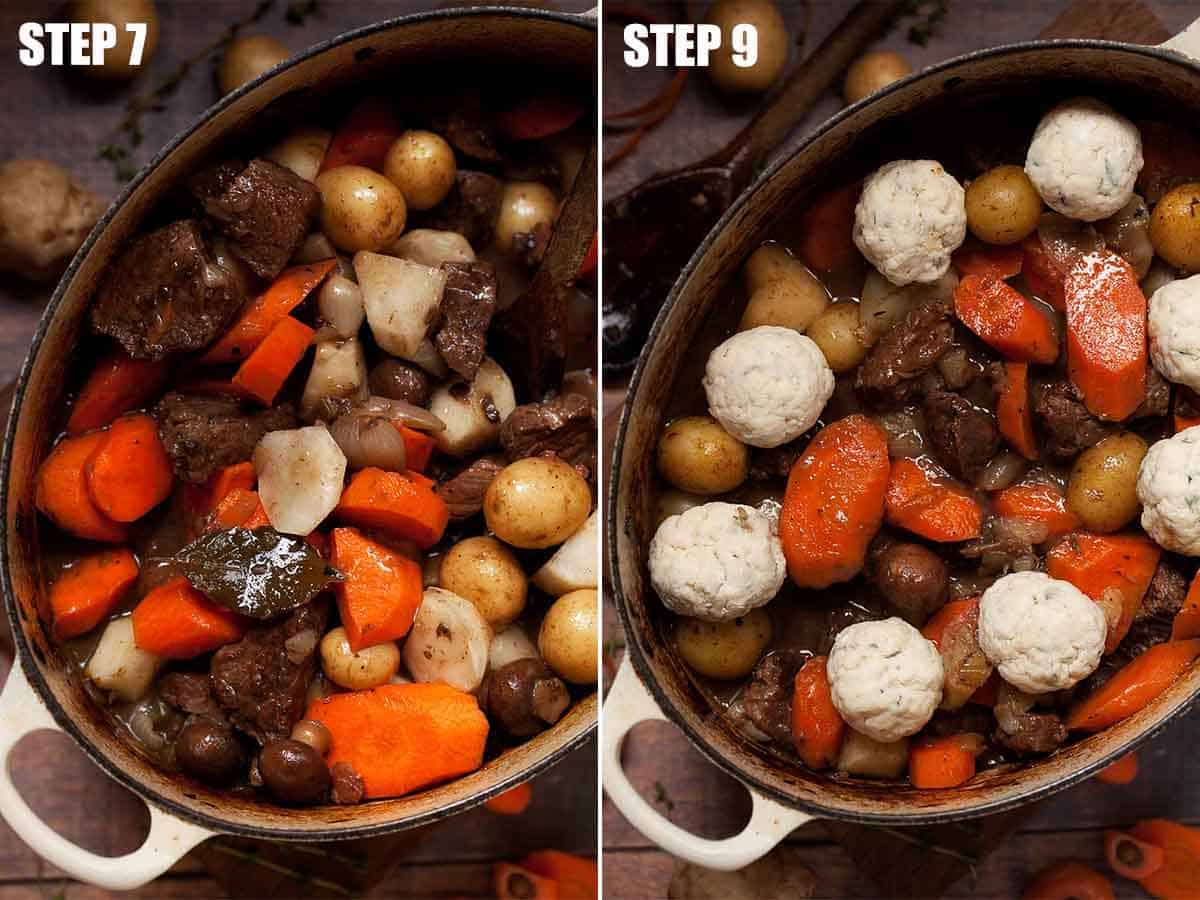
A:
1022;862;1114;900
790;656;845;770
335;468;448;549
953;238;1023;280
992;483;1079;541
996;361;1037;460
484;782;534;815
320;97;403;173
522;851;598;900
131;576;246;659
954;272;1058;363
66;351;168;435
909;734;978;789
1066;640;1200;731
1131;819;1200;899
330;527;423;651
84;414;173;523
35;432;127;543
205;487;262;531
395;425;437;473
1021;234;1068;311
1171;572;1200;640
495;863;561;900
1095;752;1139;785
885;457;982;543
231;316;315;405
48;548;139;640
796;182;860;273
1105;830;1164;880
496;92;584;140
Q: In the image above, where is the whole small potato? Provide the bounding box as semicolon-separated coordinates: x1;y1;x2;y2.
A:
319;626;400;690
265;127;332;183
495;182;558;255
806;300;867;373
217;34;289;95
654;488;705;528
440;536;528;628
1067;431;1148;533
656;416;749;495
1151;182;1200;271
843;50;911;105
965;165;1043;245
673;608;772;680
383;131;457;212
485;457;591;549
739;250;831;333
315;165;407;252
0;160;104;282
68;0;159;80
703;0;789;94
538;588;598;684
744;243;798;293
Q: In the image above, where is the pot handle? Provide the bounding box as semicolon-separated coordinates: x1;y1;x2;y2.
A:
1161;17;1200;60
602;658;813;870
0;662;214;890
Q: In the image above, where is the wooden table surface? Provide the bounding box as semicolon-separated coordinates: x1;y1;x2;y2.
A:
0;2;596;898
601;1;1200;897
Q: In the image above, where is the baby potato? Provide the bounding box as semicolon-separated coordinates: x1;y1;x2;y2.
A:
495;182;558;255
538;588;598;684
656;415;749;495
383;130;457;212
217;34;289;95
319;627;400;690
315;165;407;253
439;536;528;628
673;608;772;680
739;271;831;333
965;165;1043;245
1151;182;1200;271
703;0;789;94
806;300;867;373
843;50;911;105
1067;431;1148;533
68;0;159;81
485;457;591;549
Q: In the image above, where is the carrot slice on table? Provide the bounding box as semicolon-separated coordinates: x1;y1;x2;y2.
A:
395;425;437;473
1095;752;1139;785
84;414;173;523
796;182;860;273
330;527;424;651
1171;572;1200;640
1105;829;1164;880
320;97;403;173
494;863;560;900
231;316;315;406
790;656;845;770
996;362;1038;460
1063;250;1147;421
522;851;598;900
992;483;1079;541
1021;234;1068;311
199;260;335;365
484;782;533;815
131;576;246;659
48;548;139;640
35;432;127;543
884;457;982;543
909;734;978;789
1045;532;1161;652
1066;640;1200;731
66;351;168;435
1131;819;1200;899
335;468;449;549
1022;862;1114;900
952;238;1023;279
306;682;489;799
954;272;1058;363
496;92;584;140
778;414;890;589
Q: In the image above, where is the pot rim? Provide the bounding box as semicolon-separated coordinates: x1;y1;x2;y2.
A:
608;36;1200;825
2;5;597;841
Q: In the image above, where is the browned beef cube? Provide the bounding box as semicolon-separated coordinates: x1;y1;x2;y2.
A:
434;261;497;379
416;170;502;247
500;393;594;470
436;455;505;520
89;220;248;360
196;159;319;281
155;392;297;484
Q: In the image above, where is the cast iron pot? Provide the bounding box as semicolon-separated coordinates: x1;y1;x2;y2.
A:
0;7;596;891
604;18;1200;871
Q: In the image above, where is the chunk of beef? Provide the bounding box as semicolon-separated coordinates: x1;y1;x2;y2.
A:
749;441;804;481
739;650;802;746
436;455;505;520
194;159;320;281
90;220;248;360
499;393;594;470
993;684;1068;755
156;392;298;484
416;170;502;247
1132;366;1171;420
922;390;1000;481
330;761;365;805
432;96;502;163
159;671;225;723
857;301;956;408
434;261;497;379
1140;558;1188;622
210;601;328;745
1031;379;1111;461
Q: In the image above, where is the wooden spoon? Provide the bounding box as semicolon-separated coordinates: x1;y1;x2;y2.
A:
601;0;907;374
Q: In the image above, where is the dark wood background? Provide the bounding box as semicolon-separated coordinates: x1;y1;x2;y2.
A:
0;2;596;899
601;1;1200;898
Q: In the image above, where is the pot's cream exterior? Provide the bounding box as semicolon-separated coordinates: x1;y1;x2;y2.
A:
0;9;596;888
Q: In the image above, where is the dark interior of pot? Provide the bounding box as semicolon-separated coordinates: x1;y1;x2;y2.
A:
3;8;596;840
613;42;1200;824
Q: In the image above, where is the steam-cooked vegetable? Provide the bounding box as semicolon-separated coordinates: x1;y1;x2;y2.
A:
532;509;599;596
489;624;539;671
265;127;332;183
392;229;476;267
320;626;401;690
172;526;340;619
428;357;516;456
836;730;910;778
484;457;591;550
254;425;348;535
495;182;558;255
316;166;407;253
355;251;446;359
316;275;365;339
859;269;958;347
299;337;367;421
402;586;493;692
538;588;598;685
439;536;528;628
656;416;749;495
673;608;772;680
329;413;409;471
383;130;457;211
84;615;162;702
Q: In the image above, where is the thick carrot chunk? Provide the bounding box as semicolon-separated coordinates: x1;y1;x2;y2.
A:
1130;819;1200;899
1172;572;1200;640
67;351;168;435
35;432;127;543
952;238;1023;280
231;316;314;405
131;576;246;659
484;782;533;815
790;656;844;769
330;527;423;651
49;548;139;640
954;273;1058;363
1066;640;1200;731
396;425;437;473
84;414;173;522
334;468;448;549
319;97;403;173
996;362;1037;460
992;483;1079;540
885;457;982;543
909;734;978;789
522;851;598;900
